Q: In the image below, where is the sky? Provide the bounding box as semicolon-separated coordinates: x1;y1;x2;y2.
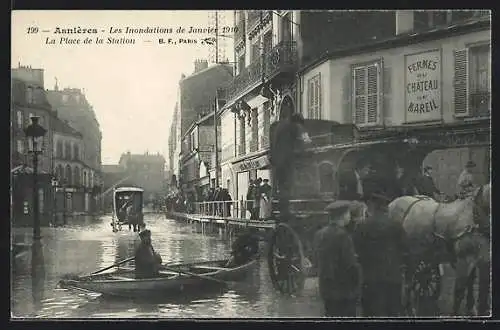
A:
12;10;230;165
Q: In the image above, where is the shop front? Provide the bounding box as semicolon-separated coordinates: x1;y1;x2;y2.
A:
232;151;272;203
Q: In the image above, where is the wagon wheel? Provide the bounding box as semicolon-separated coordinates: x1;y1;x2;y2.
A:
405;260;442;316
267;223;306;295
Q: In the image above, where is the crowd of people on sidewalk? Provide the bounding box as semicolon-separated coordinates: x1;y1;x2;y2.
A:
246;178;273;221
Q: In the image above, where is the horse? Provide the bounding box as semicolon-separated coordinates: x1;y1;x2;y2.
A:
387;183;490;316
453;183;490;316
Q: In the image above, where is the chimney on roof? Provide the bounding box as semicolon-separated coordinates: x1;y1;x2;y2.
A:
194;59;208;73
396;10;414;35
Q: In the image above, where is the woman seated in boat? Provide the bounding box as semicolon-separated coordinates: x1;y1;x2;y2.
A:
226;230;259;267
134;229;163;279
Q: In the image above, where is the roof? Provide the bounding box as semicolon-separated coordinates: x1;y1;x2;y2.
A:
298;16;490;74
51;113;83;137
120;153;166;164
115;187;144;193
102;164;124;173
180;63;233;83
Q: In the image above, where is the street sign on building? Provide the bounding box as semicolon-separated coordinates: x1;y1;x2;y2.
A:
405;49;442;123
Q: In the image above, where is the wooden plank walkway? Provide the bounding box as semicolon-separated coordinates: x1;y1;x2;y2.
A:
168;212;276;229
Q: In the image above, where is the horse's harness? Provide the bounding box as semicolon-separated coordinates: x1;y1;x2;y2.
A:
401;186;488;266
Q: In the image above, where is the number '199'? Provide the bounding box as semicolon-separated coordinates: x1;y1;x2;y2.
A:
27;27;39;34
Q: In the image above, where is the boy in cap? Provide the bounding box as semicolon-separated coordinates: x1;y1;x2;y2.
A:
313;200;362;317
134;229;163;279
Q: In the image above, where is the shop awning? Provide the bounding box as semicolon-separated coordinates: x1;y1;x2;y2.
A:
232;154;271;173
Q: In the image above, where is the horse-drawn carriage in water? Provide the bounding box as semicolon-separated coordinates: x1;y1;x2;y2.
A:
266;115;491;316
111;187;145;233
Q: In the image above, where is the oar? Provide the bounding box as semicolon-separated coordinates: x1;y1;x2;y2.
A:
61;256;135;281
162;265;234;286
162;256;260;288
90;256;135;276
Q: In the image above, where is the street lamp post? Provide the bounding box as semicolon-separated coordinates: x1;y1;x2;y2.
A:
51;177;58;226
24;116;47;242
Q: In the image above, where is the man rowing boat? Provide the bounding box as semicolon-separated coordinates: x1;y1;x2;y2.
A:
134;229;163;279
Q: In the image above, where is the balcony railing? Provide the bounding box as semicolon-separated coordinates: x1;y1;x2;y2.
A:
247;10;272;36
234;18;246;50
224;41;298;104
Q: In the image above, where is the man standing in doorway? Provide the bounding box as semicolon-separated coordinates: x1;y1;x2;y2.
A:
313;200;362;317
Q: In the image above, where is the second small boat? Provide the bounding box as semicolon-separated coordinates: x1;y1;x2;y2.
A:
59;258;258;299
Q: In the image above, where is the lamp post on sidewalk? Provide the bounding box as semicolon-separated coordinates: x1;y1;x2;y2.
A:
24;116;47;242
51;177;58;226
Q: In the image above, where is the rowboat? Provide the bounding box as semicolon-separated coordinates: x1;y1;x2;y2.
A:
59;258;258;298
111;187;144;232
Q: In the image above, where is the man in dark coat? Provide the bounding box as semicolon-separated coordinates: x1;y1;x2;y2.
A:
220;188;232;217
246;180;255;219
313;200;362;317
338;160;372;201
226;229;259;267
352;194;408;316
252;178;262;220
389;165;419;199
134;229;162;279
417;165;441;199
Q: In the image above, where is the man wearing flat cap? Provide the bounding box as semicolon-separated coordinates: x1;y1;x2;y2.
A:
313;200;362;317
457;160;477;198
134;229;163;279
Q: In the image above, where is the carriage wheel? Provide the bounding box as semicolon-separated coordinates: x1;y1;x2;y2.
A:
406;260;442;316
267;223;306;295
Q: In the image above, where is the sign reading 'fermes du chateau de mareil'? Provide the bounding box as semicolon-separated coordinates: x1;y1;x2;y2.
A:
405;50;442;123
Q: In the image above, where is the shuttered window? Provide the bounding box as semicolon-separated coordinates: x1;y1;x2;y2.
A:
307;73;322;119
250;109;258;152
454;44;490;117
352;61;382;126
239;117;246;156
17;111;23;128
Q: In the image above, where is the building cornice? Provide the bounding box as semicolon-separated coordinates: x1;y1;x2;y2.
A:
298;17;490;75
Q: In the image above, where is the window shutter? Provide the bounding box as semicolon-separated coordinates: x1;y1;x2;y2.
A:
454;49;469;117
307;79;313;118
367;64;379;124
317;73;322;119
353;67;366;124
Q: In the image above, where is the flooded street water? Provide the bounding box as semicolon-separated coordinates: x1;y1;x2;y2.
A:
11;213;323;319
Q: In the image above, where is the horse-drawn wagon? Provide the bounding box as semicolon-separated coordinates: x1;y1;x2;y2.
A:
111;187;145;233
266;116;490;316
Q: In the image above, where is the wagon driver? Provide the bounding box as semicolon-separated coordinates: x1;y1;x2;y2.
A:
134;229;163;279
